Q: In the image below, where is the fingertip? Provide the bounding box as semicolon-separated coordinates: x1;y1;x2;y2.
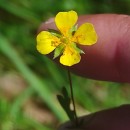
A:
45;18;54;24
37;18;56;33
36;14;130;82
58;120;82;130
58;125;82;130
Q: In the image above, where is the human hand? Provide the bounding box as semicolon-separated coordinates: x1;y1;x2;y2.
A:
38;14;130;83
58;105;130;130
37;14;130;130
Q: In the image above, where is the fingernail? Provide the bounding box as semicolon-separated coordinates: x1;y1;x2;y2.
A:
45;18;54;24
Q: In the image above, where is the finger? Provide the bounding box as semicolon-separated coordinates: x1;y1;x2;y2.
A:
58;113;94;130
38;14;130;83
58;105;130;130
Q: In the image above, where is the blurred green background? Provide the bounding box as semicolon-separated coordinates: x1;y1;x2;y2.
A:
0;0;130;130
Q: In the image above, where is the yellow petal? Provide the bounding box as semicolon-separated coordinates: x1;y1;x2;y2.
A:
60;46;81;66
36;31;60;54
73;23;98;45
55;11;78;36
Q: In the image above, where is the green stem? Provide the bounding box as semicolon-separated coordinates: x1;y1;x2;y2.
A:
67;67;78;125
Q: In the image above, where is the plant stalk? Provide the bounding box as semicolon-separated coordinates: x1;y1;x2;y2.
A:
67;67;78;126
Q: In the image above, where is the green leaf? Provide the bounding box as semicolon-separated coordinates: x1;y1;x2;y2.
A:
53;44;64;59
69;24;78;35
57;87;75;121
48;29;61;38
71;42;85;54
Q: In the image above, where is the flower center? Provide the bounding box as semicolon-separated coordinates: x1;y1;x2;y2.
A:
51;37;60;47
60;35;71;45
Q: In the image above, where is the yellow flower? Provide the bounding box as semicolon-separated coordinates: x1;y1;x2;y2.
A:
36;11;98;66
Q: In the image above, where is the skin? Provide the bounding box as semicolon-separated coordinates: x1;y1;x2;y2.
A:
38;14;130;83
38;14;130;130
58;104;130;130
